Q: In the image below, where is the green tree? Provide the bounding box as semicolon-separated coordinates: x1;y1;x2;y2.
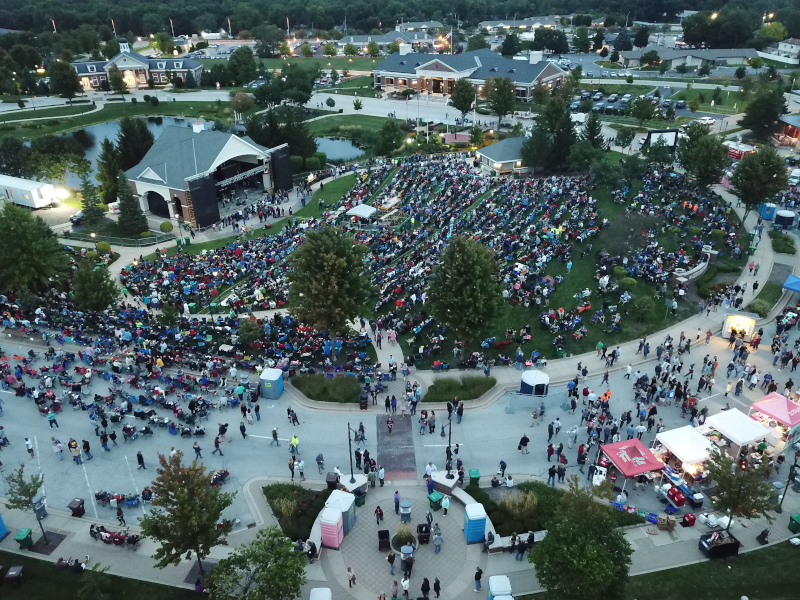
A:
326;97;336;108
231;90;255;113
117;117;155;170
343;43;358;56
367;41;380;57
633;26;650;48
96;138;120;204
139;451;236;576
467;34;489;51
738;88;788;139
758;22;788;42
0;136;33;178
614;127;636;150
5;465;50;544
352;98;363;113
614;28;633;51
599;46;609;58
698;64;712;76
386;41;400;54
591;156;624;186
30;134;89;185
208;526;307;600
500;33;521;57
731;145;789;218
593;30;605;50
427;235;502;347
156;304;180;328
644;137;672;167
631;97;655;125
73;262;121;312
238;318;263;346
450;78;476;120
103;38;121;59
252;24;286;57
530;477;633;600
469;125;484;146
735;66;747;79
581;109;604;149
229;46;257;84
287;227;373;333
278;42;291;56
689;97;702;112
572;27;591;53
323;42;337;56
48;60;82;104
677;122;728;188
378;119;402;155
116;172;149;235
0;203;69;293
484;77;515;127
641;50;660;66
665;103;676;120
658;62;670;75
569;139;603;171
610;50;620;63
78;174;107;230
750;56;765;71
77;564;112;600
531;81;549;104
300;43;313;58
153;32;175;54
704;449;775;532
108;65;127;99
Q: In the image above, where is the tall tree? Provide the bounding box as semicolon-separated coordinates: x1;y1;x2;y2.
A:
569;139;603;171
525;98;575;171
581;109;604;149
0;136;33;178
530;477;633;600
590;156;624;186
153;32;175;54
343;43;358;56
48;60;82;104
676;122;728;188
377;119;402;156
572;27;591;53
116;172;149;235
73;262;121;312
208;527;307;600
738;89;788;139
29;134;89;185
322;42;337;56
117;117;155;170
287;227;374;333
450;78;476;120
731;145;788;218
704;449;775;532
78;174;107;230
644;137;672;168
5;465;49;544
631;96;656;126
427;235;503;347
108;65;127;99
614;127;636;150
139;452;236;576
228;46;257;84
633;26;650;48
484;77;515;127
466;34;489;51
593;30;605;50
500;33;521;56
96;138;120;204
103;38;120;59
0;204;69;293
614;28;633;51
366;41;380;57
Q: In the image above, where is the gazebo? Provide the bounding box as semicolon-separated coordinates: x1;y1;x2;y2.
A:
599;439;665;492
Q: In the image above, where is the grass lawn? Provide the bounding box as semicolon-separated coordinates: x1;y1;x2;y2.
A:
595;61;625;69
299;174;358;217
306;114;391;136
141;222;289;261
607;122;648;135
0;101;231;140
580;83;656;97
292;373;363;403
422;376;497;402
0;104;95;123
329;76;379;98
671;88;745;114
747;281;784;317
0;549;196;600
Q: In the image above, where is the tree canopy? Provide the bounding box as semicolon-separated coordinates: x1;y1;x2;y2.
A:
117;117;155;170
116;172;150;235
450;78;476;119
704;449;775;531
676;122;728;188
731;145;788;218
738;89;788;139
483;76;515;127
73;262;121;312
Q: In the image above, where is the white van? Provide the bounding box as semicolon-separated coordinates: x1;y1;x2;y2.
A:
789;169;800;187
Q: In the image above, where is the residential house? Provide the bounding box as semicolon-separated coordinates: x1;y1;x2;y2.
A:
619;47;757;68
396;21;443;32
479;17;561;32
338;31;435;49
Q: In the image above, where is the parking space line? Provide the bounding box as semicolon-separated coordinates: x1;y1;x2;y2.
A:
124;455;145;516
81;459;99;518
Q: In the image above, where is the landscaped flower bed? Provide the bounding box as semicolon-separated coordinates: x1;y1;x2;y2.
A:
263;483;333;541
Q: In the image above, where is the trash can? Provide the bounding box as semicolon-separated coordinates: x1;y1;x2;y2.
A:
210;302;218;314
748;246;756;256
428;491;443;511
14;528;32;550
359;393;368;410
556;348;565;359
353;488;366;507
188;302;197;314
32;494;47;520
175;238;182;248
469;469;480;486
789;513;800;534
748;231;755;242
326;472;339;490
400;500;412;523
184;236;191;246
68;498;86;518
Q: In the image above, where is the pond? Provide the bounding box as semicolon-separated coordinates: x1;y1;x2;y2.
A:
65;116;208;187
314;137;364;161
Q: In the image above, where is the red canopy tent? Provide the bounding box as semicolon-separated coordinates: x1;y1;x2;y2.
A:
600;439;665;490
750;392;800;428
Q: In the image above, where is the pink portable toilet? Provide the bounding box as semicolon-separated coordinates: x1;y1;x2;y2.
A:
320;507;344;549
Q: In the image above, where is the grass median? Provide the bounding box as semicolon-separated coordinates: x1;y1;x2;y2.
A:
747;282;784;317
292;373;363;403
422;375;496;402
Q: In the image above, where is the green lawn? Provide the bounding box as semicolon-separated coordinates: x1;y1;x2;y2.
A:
0;101;231;140
0;549;196;600
329;76;379;98
0;104;95;123
747;281;784;317
306;114;391;136
299;174;358;218
671;88;745;114
595;61;625;69
200;57;383;72
579;83;656;97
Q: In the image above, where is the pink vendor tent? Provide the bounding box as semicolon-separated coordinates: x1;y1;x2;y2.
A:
600;439;665;478
750;392;800;428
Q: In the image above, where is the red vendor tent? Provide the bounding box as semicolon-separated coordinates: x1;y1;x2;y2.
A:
750;392;800;428
600;439;665;478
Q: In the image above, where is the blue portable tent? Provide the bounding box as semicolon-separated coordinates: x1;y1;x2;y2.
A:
782;275;800;293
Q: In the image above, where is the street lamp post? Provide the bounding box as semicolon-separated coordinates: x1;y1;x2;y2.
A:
775;450;800;513
439;420;454;479
347;422;357;483
90;232;97;250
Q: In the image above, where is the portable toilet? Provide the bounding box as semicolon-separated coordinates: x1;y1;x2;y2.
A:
0;509;9;541
463;503;487;543
775;210;796;229
259;368;284;399
320;507;344;549
325;489;357;535
487;575;512;600
759;203;777;220
310;589;332;600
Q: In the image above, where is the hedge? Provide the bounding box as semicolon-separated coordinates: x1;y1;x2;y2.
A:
292;373;362;403
305;157;320;171
313;151;327;166
290;155;304;173
422;376;496;403
159;222;174;233
769;230;797;255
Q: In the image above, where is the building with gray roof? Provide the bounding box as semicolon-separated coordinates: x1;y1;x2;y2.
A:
476;137;528;175
619;47;758;68
396;21;444;32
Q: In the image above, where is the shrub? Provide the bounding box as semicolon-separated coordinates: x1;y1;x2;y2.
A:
769;230;797;255
747;299;772;318
272;497;298;520
422;376;496;403
159;221;174;233
489;511;506;526
620;277;637;291
95;241;111;255
313;151;327;166
150;96;159;107
85;251;99;262
696;266;718;299
290;155;304;173
395;524;414;546
130;97;138;105
710;228;724;241
613;266;627;277
305;157;320;171
292;373;362;403
140;231;154;238
499;492;537;521
463;485;497;514
143;94;151;102
688;226;701;236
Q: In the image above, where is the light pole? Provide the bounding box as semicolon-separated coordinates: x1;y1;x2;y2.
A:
775;450;800;513
90;232;98;250
346;422;357;483
439;420;454;478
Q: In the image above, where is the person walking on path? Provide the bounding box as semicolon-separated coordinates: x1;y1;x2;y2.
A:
394;491;401;514
347;567;356;588
109;430;118;447
375;505;384;524
82;439;93;460
193;442;202;459
136;450;145;469
421;577;431;599
401;575;410;598
47;409;59;428
288;457;295;481
442;495;450;515
519;434;529;454
100;432;110;452
547;465;557;486
52;438;64;461
69;439;82;465
474;567;483;592
433;530;443;554
25;438;34;458
433;577;441;598
212;436;224;456
117;507;126;526
271;428;280;446
239;422;247;440
218;423;231;443
387;550;396;575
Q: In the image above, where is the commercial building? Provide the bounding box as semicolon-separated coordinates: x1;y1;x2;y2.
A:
395;21;444;32
372;48;566;101
478;17;561;32
476;137;528;175
619;47;758;68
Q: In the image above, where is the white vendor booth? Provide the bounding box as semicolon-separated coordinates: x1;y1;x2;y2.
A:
703;409;770;458
721;311;758;342
655;426;716;468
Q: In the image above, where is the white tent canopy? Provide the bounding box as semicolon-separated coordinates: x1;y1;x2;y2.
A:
706;408;770;447
346;204;377;219
520;370;549;396
655;426;716;465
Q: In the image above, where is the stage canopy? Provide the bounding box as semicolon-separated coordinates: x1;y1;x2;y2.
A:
751;392;800;428
600;439;664;478
346;204;377;219
655;426;716;465
520;370;549;396
706;408;769;447
783;274;800;293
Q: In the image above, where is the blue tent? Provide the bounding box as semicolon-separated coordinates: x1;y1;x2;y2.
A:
783;275;800;293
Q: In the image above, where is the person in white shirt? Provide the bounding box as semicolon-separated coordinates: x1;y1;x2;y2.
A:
425;462;437;478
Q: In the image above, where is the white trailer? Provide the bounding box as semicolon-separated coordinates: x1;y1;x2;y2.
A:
0;174;58;208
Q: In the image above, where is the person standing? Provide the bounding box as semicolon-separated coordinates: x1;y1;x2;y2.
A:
100;432;110;452
394;491;401;514
433;577;441;599
401;575;410;598
109;429;118;447
421;577;431;599
25;438;34;458
136;450;145;469
193;442;202;459
47;409;59;428
297;459;305;481
239;422;247;440
387;550;396;575
52;438;64;461
547;465;557;487
433;530;443;554
378;465;385;487
117;506;126;526
441;495;449;516
288;457;295;481
347;567;356;588
474;567;483;592
212;436;224;456
271;428;280;446
519;434;529;454
82;439;93;460
375;505;384;524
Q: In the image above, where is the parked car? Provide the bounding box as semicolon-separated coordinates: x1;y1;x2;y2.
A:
624;70;632;77
570;100;581;111
592;92;603;101
675;100;687;108
698;116;716;125
592;102;605;111
69;211;85;224
602;70;609;77
607;94;618;103
586;71;594;77
662;99;673;108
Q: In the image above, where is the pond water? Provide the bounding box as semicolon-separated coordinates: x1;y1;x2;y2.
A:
65;116;208;187
314;137;364;161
